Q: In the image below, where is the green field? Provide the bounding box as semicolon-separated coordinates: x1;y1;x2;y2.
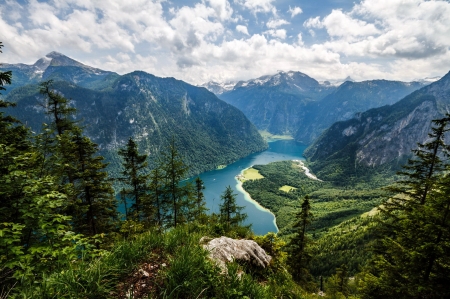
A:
279;185;297;192
259;130;294;141
241;167;264;180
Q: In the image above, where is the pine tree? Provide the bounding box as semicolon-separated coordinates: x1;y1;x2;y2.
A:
118;137;149;221
363;114;450;298
219;186;247;231
287;195;313;284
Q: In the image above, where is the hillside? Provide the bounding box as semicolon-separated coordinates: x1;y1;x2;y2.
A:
3;53;267;177
304;70;450;182
295;80;425;143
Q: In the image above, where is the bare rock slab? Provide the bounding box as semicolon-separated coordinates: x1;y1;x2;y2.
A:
202;236;271;269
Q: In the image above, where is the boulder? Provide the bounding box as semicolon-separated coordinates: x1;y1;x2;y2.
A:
202;236;271;270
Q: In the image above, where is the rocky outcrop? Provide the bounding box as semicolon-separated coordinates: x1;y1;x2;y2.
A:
304;70;450;180
202;236;271;270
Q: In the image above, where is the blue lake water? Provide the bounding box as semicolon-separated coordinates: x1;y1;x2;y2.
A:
194;139;307;235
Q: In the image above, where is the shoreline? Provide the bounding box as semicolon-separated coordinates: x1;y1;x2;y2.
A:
235;166;279;233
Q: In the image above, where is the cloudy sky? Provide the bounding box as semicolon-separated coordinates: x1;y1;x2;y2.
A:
1;0;449;84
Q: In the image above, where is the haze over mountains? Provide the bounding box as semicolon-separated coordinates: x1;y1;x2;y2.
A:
1;52;267;176
204;71;428;144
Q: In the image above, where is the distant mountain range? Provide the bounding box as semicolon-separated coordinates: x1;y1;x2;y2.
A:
1;52;267;177
304;70;450;182
203;71;429;144
216;71;335;137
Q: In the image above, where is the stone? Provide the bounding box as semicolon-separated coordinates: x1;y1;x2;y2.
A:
202;236;271;270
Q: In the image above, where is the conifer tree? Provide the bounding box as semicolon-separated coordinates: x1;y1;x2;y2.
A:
38;80;117;237
287;195;313;284
146;165;164;226
160;138;192;227
118;137;149;221
219;186;247;231
363;114;450;298
193;177;208;222
64;127;117;236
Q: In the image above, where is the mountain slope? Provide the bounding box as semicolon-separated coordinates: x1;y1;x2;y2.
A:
4;54;267;177
295;80;425;143
218;71;335;136
1;52;119;93
304;71;450;182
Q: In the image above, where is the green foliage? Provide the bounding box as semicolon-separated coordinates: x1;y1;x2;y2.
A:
287;196;314;285
219;186;248;232
360;114;450;298
118;137;149;221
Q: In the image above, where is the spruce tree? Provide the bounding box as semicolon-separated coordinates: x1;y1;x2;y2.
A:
118;137;149;221
287;195;313;284
363;114;450;298
146;165;164;226
64;127;117;236
38;80;117;237
219;186;247;231
160;138;192;227
193;177;208;222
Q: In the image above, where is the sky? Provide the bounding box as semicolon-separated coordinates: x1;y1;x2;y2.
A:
0;0;449;85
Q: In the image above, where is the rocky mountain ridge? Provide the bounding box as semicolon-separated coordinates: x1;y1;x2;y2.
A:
304;70;450;181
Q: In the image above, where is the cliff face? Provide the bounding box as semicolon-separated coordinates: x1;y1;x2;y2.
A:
304;71;450;180
295;80;425;144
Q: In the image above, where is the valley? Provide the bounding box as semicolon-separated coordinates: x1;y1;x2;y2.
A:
2;47;450;298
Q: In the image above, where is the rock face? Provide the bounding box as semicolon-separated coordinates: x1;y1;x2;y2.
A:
304;70;450;181
202;236;271;269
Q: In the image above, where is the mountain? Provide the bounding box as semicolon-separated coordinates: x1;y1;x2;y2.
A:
217;71;335;136
304;71;450;182
0;51;120;93
212;71;425;143
295;80;426;143
199;81;236;95
3;53;267;177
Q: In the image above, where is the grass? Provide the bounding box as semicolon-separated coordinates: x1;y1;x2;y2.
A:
11;224;308;298
279;185;297;192
259;131;294;141
243;168;264;180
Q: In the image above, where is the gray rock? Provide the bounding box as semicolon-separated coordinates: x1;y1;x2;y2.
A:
202;236;271;270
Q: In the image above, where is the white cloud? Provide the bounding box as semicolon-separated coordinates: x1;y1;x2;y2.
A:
236;24;250;35
236;0;277;15
1;0;449;85
265;29;287;39
266;18;289;29
288;6;302;18
303;16;322;29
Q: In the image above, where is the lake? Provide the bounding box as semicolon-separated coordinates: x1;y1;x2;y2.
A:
195;139;307;235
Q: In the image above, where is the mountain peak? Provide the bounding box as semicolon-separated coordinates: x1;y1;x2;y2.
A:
46;51;66;58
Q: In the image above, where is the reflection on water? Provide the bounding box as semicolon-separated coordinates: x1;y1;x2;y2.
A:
195;140;307;235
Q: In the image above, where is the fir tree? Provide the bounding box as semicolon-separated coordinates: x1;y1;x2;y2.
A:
287;195;313;284
193;177;208;222
219;186;247;231
118;137;149;221
160;138;191;227
363;114;450;298
146;165;164;226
